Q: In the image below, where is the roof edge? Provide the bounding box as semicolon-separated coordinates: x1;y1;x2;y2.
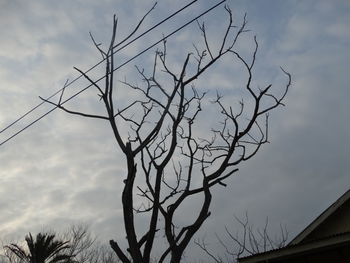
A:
289;188;350;245
239;231;350;263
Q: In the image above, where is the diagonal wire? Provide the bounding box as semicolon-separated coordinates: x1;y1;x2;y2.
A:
0;0;226;147
0;0;198;135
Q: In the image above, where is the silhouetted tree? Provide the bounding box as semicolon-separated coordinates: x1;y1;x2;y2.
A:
2;226;120;263
41;4;291;263
61;225;120;263
195;213;288;262
4;233;72;263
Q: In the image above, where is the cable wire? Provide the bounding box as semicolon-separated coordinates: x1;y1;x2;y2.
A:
0;0;226;147
0;0;198;135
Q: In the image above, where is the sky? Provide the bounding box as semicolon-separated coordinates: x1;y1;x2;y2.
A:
0;0;350;261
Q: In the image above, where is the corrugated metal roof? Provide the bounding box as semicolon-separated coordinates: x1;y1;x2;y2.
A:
239;231;350;262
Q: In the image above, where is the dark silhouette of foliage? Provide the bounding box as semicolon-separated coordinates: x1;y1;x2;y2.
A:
4;233;73;263
2;225;120;263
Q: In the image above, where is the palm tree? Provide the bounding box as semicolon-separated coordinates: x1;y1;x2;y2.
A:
4;232;74;263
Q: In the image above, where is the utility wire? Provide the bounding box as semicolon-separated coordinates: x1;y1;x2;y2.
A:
0;0;226;147
0;0;198;135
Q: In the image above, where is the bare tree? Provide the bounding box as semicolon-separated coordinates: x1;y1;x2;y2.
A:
41;4;291;263
195;213;289;262
61;225;120;263
62;225;97;263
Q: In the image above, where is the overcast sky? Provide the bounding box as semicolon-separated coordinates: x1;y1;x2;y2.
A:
1;0;350;262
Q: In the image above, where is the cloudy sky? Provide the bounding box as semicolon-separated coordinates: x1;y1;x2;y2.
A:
1;0;350;261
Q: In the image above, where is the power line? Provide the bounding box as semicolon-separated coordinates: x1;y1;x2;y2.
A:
0;0;198;135
0;0;226;147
